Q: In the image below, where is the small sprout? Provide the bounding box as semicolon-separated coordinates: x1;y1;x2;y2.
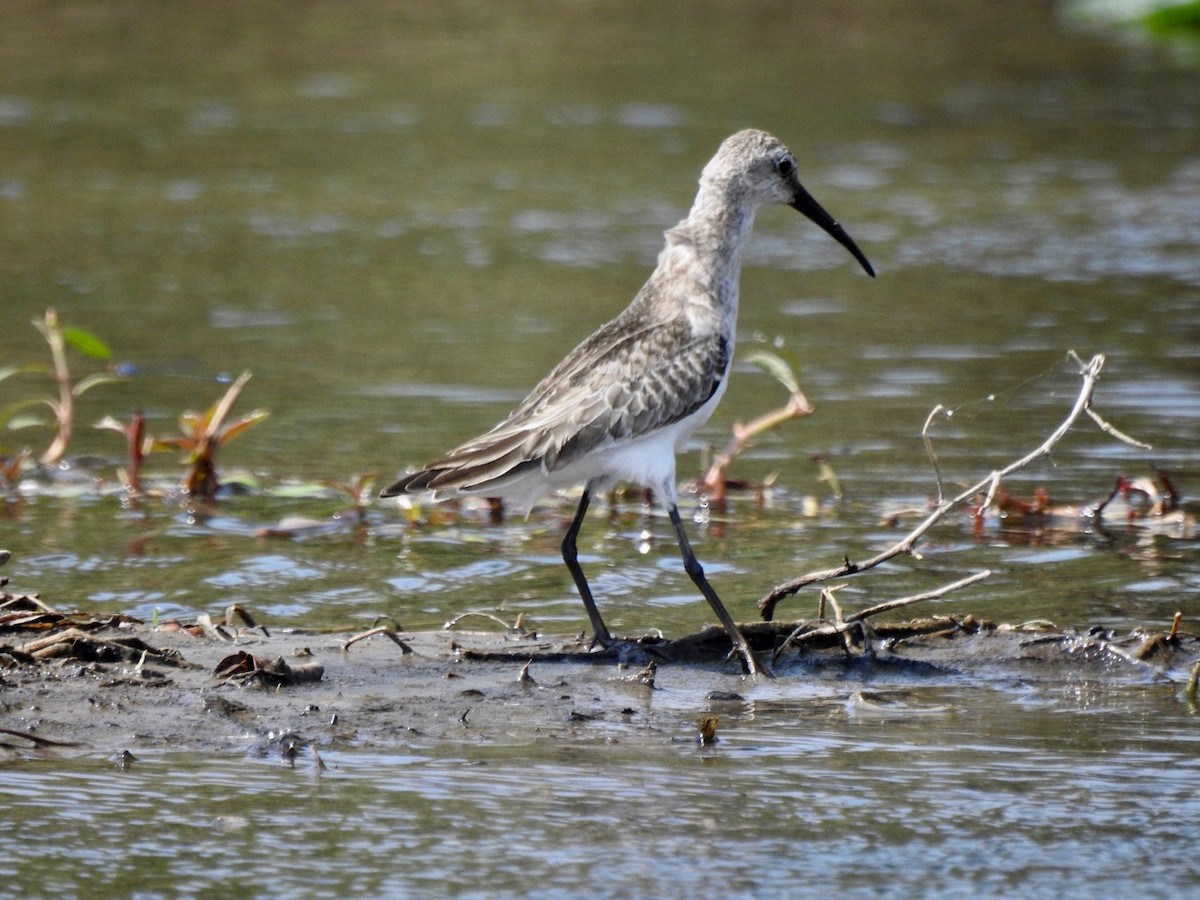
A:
517;659;536;684
325;472;377;523
143;371;268;504
2;309;122;465
225;603;270;638
311;745;327;772
95;409;146;495
1186;660;1199;707
0;450;30;497
810;453;842;502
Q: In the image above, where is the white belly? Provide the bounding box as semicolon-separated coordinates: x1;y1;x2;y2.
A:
495;374;728;511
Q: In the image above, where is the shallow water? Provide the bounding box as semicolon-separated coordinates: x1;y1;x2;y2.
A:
2;1;1200;895
3;680;1199;898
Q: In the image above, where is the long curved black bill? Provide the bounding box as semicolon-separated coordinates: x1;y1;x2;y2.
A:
791;183;875;277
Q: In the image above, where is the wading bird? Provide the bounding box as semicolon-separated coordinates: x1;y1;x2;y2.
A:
382;129;874;676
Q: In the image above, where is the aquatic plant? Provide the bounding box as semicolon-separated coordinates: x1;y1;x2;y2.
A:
143;371;269;504
94;409;146;495
0;308;122;467
700;349;815;502
324;471;377;524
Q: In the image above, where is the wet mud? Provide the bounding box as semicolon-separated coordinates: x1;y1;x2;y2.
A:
3;592;1197;760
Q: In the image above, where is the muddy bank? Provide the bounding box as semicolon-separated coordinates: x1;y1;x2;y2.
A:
3;593;1197;761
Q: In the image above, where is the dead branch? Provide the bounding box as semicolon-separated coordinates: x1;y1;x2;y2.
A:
18;627;183;667
341;626;414;655
922;404;949;505
845;570;993;623
773;570;991;661
0;727;85;749
701;386;814;499
759;352;1145;621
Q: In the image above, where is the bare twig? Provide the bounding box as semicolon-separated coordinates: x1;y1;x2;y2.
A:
844;570;993;623
0;727;85;749
922;404;949;505
760;353;1141;621
442;611;531;635
772;570;990;662
975;471;1003;519
701;388;814;499
341;626;413;654
1084;407;1151;449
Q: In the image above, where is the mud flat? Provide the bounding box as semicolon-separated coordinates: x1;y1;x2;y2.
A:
3;598;1197;760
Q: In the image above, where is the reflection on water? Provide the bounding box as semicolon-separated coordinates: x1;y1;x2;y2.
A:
3;682;1198;897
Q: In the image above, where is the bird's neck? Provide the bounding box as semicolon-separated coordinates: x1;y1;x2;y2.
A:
661;185;758;313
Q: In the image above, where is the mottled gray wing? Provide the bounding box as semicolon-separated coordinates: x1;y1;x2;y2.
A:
392;310;728;495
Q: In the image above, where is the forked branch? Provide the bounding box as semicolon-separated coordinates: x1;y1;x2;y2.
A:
758;352;1147;621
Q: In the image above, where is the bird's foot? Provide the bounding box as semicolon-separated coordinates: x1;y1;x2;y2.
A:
588;629;615;651
728;645;773;680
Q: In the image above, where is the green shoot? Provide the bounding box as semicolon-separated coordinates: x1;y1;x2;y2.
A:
1;309;121;466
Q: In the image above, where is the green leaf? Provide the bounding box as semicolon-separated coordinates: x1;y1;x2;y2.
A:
0;397;52;430
62;326;112;360
72;371;124;397
0;363;52;383
1143;2;1200;36
4;413;50;431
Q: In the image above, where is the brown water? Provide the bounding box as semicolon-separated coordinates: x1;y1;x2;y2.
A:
2;1;1199;896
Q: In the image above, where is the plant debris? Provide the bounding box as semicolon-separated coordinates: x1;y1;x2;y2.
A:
211;650;324;688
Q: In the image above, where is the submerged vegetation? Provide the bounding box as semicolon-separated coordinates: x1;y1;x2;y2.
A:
2;311;269;507
141;370;269;505
1;315;1193;550
3;315;1194;638
0;312;819;518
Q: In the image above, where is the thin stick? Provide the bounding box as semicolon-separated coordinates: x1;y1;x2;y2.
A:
1084;407;1151;449
701;388;814;498
975;471;1002;519
776;570;989;654
922;404;948;505
341;626;413;654
760;353;1139;621
844;569;992;623
443;611;524;633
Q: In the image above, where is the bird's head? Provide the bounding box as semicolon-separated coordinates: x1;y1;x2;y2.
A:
706;129;875;277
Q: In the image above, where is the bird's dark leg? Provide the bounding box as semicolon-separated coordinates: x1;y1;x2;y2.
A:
666;504;770;678
562;486;614;648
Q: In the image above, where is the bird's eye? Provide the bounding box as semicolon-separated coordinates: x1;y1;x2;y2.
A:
776;156;795;177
